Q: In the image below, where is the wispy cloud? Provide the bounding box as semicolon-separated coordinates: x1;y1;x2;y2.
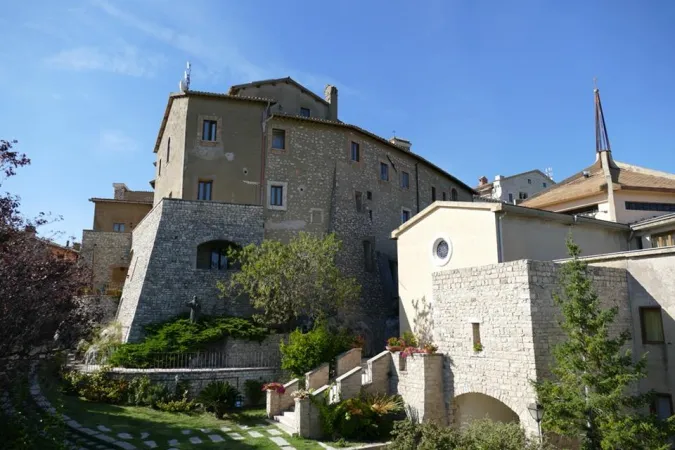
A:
45;45;165;78
99;130;140;153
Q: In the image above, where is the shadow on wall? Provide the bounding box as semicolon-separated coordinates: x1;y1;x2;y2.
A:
452;392;520;429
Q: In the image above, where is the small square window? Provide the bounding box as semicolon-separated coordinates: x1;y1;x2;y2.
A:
300;107;311;117
380;163;389;181
113;223;125;232
472;323;481;347
363;241;374;272
355;191;363;212
401;209;411;224
543;182;547;188
640;307;665;344
651;394;673;420
270;185;284;206
519;192;528;200
508;193;514;203
351;142;360;162
368;210;373;222
198;180;213;201
401;171;409;189
272;129;286;150
431;186;436;202
367;191;372;200
202;120;217;141
528;178;532;184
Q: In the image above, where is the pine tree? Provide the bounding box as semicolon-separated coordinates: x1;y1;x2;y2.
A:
535;238;674;449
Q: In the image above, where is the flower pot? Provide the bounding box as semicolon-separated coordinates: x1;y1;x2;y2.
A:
386;346;402;352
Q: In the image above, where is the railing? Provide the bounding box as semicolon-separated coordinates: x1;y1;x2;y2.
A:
80;349;281;371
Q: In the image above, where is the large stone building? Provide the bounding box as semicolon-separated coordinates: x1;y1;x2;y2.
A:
86;76;476;344
476;169;555;204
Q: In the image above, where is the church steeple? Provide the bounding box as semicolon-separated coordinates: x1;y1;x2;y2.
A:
593;81;619;221
594;84;611;154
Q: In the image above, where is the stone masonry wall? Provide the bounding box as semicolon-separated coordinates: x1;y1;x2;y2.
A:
80;230;132;291
389;352;446;424
431;259;632;435
116;199;264;342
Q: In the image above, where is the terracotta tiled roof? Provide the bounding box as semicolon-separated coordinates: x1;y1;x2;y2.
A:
89;198;153;205
522;157;675;209
228;77;329;106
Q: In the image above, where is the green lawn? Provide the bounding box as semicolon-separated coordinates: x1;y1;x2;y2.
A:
39;372;322;449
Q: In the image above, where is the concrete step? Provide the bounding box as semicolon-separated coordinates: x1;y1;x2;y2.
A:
273;411;296;435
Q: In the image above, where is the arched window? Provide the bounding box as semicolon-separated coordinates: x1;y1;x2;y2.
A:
451;188;458;201
196;240;240;270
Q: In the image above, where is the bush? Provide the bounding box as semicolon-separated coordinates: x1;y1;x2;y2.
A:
197;381;239;419
244;379;266;406
280;322;354;379
155;398;197;413
401;331;418;348
389;418;547;450
317;393;404;441
108;315;270;368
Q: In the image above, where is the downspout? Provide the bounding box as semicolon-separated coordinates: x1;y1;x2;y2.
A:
496;212;506;263
415;163;420;213
259;102;273;206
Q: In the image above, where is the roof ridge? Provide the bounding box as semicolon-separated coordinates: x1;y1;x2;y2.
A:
615;160;675;181
522;161;601;204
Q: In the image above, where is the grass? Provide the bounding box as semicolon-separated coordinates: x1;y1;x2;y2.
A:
39;368;322;449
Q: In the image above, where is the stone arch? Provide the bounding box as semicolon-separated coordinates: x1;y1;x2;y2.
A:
452;392;519;429
195;239;241;270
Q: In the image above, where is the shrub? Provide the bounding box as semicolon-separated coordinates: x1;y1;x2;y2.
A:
280;322;354;378
155;398;197;413
244;379;266;405
107;315;270;368
62;369;131;404
197;381;239;419
401;331;418;348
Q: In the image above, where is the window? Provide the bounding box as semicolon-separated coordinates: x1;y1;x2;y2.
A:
113;223;125;232
451;188;458;201
431;235;452;266
472;323;481;348
368;210;373;222
367;191;372;200
197;180;213;201
519;192;528;200
640;307;665;344
651;231;675;249
355;191;363;212
272;129;286;150
158;159;162;176
651;394;673;420
300;107;311;117
380;163;389;181
401;209;411;224
167;137;171;163
508;193;514;203
543;182;547;188
270;185;284;206
442;192;447;201
202;120;217;141
528;178;532;184
625;201;675;212
351;142;360;162
431;187;436;202
400;171;409;189
363;241;374;272
196;240;240;270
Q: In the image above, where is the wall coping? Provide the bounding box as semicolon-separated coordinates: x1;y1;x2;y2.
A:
305;362;329;377
106;366;277;374
555;246;675;263
336;347;362;360
335;366;362;382
367;350;391;363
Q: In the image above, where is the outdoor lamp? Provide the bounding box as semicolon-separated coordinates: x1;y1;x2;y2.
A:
528;402;544;423
235;393;244;408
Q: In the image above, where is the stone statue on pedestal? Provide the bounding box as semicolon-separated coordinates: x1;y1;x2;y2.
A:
186;295;201;323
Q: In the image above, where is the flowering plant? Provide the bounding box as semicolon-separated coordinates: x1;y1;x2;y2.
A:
423;343;438;354
291;388;313;400
352;335;365;349
386;337;403;349
401;346;426;358
262;382;286;394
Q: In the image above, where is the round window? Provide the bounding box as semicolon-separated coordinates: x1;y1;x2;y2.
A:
431;235;453;267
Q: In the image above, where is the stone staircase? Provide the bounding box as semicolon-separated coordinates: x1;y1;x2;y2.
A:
267;348;392;438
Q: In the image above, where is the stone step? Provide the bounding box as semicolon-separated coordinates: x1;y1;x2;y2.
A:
273;412;296;435
282;410;295;419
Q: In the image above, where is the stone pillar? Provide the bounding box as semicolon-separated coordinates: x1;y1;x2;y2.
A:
324;85;338;121
266;390;282;418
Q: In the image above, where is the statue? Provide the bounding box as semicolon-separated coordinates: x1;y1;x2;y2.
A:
186;295;201;323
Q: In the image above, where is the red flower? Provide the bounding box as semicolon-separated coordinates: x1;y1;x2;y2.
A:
262;382;286;394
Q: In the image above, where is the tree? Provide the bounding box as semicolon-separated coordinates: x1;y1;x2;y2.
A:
535;238;675;449
219;232;361;329
0;139;99;376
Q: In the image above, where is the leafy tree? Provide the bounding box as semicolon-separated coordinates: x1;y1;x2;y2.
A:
535;238;675;449
219;232;360;328
0;139;98;377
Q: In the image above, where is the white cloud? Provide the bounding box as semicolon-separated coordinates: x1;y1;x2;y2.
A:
99;130;140;153
45;45;165;78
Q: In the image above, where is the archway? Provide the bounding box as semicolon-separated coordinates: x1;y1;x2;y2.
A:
453;392;519;429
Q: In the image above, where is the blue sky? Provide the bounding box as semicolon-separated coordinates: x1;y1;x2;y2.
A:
2;0;675;243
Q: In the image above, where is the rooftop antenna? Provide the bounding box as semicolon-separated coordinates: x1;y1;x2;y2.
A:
179;61;191;92
544;167;554;181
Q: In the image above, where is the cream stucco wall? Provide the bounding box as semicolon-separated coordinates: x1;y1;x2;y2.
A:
154;97;187;204
500;214;629;261
613;190;675;224
537;192;611;220
396;205;499;334
493;171;552;203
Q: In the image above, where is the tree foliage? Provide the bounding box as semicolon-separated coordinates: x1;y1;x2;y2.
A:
0;139;98;375
534;238;675;449
219;232;361;328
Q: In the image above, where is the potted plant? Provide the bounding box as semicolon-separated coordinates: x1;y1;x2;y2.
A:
262;382;286;395
423;343;438;354
291;388;313;400
386;337;404;352
473;342;484;353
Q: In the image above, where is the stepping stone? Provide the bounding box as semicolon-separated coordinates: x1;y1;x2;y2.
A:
181;430;192;435
116;442;136;450
81;428;98;436
208;434;224;442
168;439;179;446
189;436;203;444
144;441;157;448
169;449;179;450
280;447;296;450
140;432;149;439
117;433;133;440
239;424;250;430
199;428;212;433
271;436;291;446
228;433;245;440
248;431;264;438
67;420;82;429
97;425;112;432
97;434;116;443
267;428;282;436
219;426;231;432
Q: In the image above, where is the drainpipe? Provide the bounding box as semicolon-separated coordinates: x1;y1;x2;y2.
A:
496;212;506;263
415;163;420;213
259;102;273;206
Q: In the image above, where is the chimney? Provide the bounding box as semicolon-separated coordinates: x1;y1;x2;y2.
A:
389;137;412;152
113;183;128;200
324;85;338;121
24;225;36;238
73;242;81;252
478;176;488;186
66;240;70;248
